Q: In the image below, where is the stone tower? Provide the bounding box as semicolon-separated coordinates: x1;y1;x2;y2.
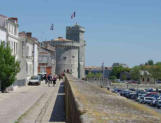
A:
49;24;86;79
66;24;86;78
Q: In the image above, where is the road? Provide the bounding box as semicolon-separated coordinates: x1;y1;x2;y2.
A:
0;80;66;123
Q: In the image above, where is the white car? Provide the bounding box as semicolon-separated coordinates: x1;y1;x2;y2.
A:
144;97;156;104
28;76;41;85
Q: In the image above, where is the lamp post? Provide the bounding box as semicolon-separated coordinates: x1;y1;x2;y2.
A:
101;62;104;88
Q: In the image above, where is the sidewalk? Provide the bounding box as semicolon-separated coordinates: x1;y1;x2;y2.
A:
0;80;66;123
16;80;66;123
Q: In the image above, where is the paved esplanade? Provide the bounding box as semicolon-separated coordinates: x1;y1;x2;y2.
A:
0;81;66;123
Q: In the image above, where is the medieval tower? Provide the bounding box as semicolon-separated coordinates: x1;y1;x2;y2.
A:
49;24;86;79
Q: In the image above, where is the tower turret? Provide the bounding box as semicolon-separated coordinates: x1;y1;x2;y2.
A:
66;24;85;42
66;24;86;78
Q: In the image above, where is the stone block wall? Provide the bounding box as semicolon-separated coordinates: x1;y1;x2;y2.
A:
64;75;82;123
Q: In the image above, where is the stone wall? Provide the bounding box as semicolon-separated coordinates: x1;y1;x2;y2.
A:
65;74;161;123
64;75;82;123
56;46;78;78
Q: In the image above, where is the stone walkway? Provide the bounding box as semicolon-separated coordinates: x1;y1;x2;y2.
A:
0;80;66;123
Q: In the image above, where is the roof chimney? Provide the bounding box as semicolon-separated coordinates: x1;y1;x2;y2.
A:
26;32;32;38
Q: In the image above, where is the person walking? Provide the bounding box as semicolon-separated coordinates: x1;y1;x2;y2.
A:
47;74;52;87
45;74;48;84
53;75;57;86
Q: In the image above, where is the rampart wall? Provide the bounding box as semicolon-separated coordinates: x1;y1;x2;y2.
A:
65;74;161;123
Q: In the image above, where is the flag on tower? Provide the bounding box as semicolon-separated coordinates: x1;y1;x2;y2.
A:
71;11;76;19
50;24;54;30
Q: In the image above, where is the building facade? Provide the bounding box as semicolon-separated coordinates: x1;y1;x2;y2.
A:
17;32;39;83
38;42;56;75
0;15;19;59
140;71;155;84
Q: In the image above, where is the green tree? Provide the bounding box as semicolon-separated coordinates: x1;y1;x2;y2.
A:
86;72;95;78
156;62;161;66
95;72;102;78
109;75;117;81
149;65;161;83
145;60;154;65
110;66;130;79
0;42;20;92
121;73;127;80
130;66;140;81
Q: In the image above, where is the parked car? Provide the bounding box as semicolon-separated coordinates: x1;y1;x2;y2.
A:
156;100;161;109
144;97;156;104
156;80;161;84
120;90;130;97
28;76;41;85
112;88;122;94
136;92;146;102
129;92;138;100
138;96;145;103
38;73;46;81
149;98;158;106
145;88;155;93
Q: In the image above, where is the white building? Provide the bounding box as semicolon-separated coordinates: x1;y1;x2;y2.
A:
0;15;19;59
18;32;39;82
33;43;38;76
0;14;39;90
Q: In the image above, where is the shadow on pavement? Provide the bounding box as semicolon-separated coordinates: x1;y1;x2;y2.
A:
49;82;66;122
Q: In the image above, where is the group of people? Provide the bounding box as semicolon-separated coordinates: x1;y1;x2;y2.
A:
44;74;63;87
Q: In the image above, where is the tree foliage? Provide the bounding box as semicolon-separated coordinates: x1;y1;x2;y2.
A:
86;72;102;78
0;42;20;92
145;60;154;66
149;65;161;82
130;66;140;81
110;65;130;79
109;75;117;80
130;60;161;82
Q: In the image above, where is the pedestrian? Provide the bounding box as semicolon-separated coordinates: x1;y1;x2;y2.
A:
47;74;52;87
58;74;61;81
45;74;48;84
53;75;57;86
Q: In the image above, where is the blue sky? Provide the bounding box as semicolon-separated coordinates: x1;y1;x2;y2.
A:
1;0;161;67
